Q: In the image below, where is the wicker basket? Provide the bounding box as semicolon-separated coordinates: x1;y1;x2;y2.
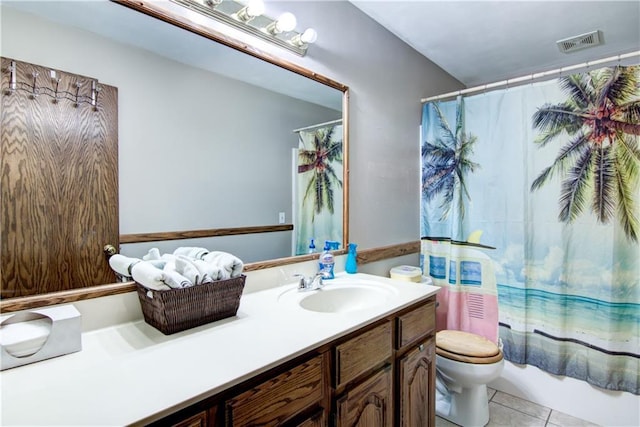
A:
136;275;245;335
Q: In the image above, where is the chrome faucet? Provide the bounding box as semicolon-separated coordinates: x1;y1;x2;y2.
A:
294;272;325;292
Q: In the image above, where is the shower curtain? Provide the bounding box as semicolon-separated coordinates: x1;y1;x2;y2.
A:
420;65;639;394
294;123;343;255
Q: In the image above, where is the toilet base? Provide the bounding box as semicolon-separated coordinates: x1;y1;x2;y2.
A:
436;383;490;427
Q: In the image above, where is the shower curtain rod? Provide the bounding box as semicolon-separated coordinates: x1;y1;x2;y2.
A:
421;50;640;103
292;118;342;133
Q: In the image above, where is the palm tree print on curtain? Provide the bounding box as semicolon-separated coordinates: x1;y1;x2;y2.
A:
421;64;639;395
295;124;343;255
531;66;640;242
422;99;480;229
298;125;343;220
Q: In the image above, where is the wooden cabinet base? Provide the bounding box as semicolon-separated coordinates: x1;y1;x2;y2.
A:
155;297;436;427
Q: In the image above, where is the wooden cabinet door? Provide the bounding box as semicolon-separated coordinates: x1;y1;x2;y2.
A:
398;338;435;427
335;365;393;427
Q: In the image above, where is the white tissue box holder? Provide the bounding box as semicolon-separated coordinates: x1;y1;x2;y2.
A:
0;305;82;370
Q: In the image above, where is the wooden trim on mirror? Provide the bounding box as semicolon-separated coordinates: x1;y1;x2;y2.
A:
0;241;420;313
342;89;350;247
121;224;294;244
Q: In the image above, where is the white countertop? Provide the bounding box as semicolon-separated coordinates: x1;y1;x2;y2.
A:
0;273;438;426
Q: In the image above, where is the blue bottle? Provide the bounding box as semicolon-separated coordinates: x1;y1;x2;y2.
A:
308;238;316;254
345;243;358;274
318;241;335;279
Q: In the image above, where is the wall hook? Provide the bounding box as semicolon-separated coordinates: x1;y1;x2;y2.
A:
91;80;101;110
50;70;61;104
74;82;82;108
30;71;39;99
5;61;16;95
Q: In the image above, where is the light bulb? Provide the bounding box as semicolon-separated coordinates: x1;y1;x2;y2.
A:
291;28;318;47
245;0;264;17
300;28;317;44
236;0;264;22
275;12;297;33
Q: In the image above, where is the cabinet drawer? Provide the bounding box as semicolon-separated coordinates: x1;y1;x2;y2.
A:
226;354;325;426
397;300;435;350
335;321;392;388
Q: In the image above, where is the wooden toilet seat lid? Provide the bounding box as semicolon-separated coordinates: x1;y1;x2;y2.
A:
436;330;501;363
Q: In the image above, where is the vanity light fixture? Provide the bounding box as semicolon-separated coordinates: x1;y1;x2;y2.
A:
169;0;317;56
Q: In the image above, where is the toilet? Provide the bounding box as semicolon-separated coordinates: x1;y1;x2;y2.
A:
435;329;504;427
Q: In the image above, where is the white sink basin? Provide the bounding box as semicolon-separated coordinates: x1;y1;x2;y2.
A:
278;279;397;314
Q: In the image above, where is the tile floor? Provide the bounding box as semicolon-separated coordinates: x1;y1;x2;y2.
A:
436;388;600;427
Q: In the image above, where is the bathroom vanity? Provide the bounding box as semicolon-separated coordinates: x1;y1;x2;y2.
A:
0;273;438;426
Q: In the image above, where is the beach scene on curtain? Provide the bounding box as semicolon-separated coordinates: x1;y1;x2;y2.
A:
420;65;639;395
294;123;343;255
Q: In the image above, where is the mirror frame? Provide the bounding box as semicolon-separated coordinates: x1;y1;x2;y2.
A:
0;0;349;313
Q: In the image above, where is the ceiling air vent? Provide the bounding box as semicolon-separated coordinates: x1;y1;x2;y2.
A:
557;30;603;53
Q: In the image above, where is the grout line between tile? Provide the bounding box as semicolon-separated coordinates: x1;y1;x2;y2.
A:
544;409;552;426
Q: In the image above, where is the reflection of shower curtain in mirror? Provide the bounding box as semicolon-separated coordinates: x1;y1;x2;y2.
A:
420;65;639;395
293;122;343;255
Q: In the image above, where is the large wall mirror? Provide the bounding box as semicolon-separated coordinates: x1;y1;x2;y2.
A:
0;0;348;310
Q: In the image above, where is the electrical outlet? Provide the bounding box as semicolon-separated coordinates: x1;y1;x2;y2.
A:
279;212;285;224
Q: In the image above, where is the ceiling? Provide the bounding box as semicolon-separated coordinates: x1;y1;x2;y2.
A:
351;1;640;87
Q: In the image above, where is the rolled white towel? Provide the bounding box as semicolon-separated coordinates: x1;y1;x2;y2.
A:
108;254;141;278
162;269;193;289
173;247;209;260
146;259;167;270
143;248;161;260
175;255;202;285
202;251;244;278
161;253;177;263
192;259;223;282
163;258;176;272
131;262;171;291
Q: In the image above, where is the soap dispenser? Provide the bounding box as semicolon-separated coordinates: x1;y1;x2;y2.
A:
318;241;335;279
346;243;358;274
